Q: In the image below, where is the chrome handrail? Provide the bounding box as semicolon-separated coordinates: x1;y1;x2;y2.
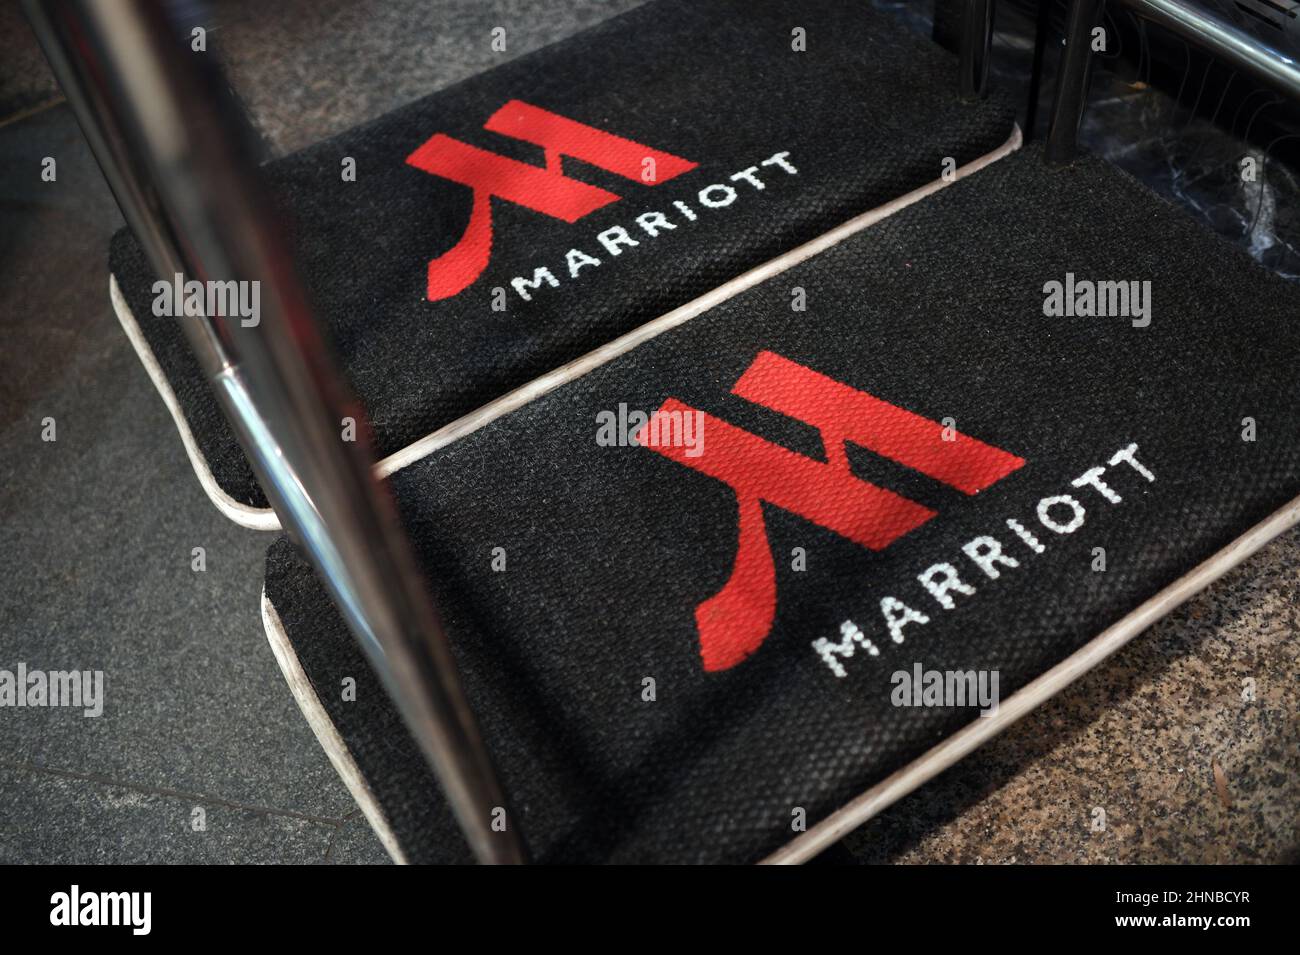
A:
1046;0;1300;162
24;0;525;864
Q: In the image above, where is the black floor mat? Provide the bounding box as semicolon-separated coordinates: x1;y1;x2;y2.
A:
108;0;1016;511
263;144;1300;864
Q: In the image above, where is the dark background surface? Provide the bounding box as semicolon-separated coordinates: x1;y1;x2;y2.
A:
1;0;1296;863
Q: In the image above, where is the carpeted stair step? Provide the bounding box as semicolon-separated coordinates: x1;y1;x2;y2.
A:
108;0;1017;524
260;144;1300;863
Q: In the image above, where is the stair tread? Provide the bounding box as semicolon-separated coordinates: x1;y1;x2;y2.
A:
108;0;1016;513
264;146;1300;863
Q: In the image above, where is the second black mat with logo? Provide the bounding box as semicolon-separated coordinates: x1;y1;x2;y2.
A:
262;145;1300;864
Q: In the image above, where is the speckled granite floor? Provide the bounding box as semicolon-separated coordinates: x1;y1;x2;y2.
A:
0;0;1295;863
843;529;1300;864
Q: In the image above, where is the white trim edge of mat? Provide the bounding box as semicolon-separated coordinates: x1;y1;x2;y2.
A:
763;492;1300;864
261;592;410;865
110;124;1023;531
110;276;281;530
260;493;1300;865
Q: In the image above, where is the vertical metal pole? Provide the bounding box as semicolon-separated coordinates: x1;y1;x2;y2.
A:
1045;0;1106;163
959;0;996;100
1024;0;1055;140
24;0;525;864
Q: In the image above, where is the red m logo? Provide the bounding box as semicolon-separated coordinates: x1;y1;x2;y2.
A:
406;100;698;301
639;352;1025;671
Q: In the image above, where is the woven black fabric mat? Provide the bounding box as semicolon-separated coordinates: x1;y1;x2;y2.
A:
108;0;1015;509
264;143;1300;863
